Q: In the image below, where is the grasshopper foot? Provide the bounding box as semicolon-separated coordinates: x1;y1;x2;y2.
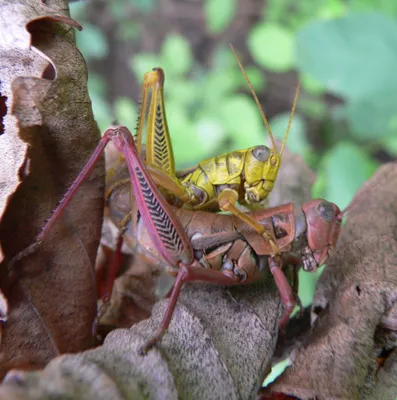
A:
138;337;159;356
137;345;149;357
138;330;166;356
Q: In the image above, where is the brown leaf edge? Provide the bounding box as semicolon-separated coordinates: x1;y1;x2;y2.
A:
0;0;104;379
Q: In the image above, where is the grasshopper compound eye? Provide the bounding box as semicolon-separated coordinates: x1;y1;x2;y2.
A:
317;201;334;221
252;145;270;162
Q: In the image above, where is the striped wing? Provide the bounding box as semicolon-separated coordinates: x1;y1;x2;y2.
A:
119;127;192;267
145;68;175;176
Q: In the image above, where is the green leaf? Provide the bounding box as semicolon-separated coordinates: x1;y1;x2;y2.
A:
263;359;289;387
91;95;112;133
212;45;236;69
318;142;378;209
69;1;87;19
239;66;266;92
299;72;325;95
219;95;265;148
165;101;210;167
346;0;397;16
161;35;192;76
266;0;289;25
296;12;397;100
204;0;237;34
127;0;155;13
345;90;397;139
381;135;397;156
269;113;308;157
166;78;198;108
113;98;137;129
75;23;108;60
195;118;226;154
109;2;124;19
311;167;327;199
117;22;141;41
298;97;327;119
302;266;325;306
201;70;241;110
317;0;345;19
87;73;107;98
248;23;295;72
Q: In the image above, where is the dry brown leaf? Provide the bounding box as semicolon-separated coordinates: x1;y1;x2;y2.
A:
0;280;282;400
0;0;83;263
0;0;104;378
264;162;397;400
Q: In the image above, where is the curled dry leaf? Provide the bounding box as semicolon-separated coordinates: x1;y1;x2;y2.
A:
265;162;397;400
0;0;104;378
0;0;83;263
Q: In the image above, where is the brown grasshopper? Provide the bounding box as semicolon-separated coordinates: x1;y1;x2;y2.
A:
25;125;353;355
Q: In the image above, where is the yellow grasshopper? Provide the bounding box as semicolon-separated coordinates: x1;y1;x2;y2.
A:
131;46;300;254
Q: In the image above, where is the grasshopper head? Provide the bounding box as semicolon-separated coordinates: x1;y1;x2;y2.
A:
301;199;343;271
243;146;280;204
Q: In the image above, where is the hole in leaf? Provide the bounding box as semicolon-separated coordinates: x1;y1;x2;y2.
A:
377;347;394;368
41;63;56;80
313;306;323;316
18;157;31;181
356;285;362;296
0;95;7;135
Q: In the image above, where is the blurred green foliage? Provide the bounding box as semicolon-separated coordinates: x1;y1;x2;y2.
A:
70;0;397;387
204;0;236;34
70;0;397;204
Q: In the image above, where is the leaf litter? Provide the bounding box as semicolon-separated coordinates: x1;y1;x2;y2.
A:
0;0;104;379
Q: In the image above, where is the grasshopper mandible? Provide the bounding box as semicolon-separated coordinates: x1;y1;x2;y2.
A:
31;125;351;355
134;45;301;255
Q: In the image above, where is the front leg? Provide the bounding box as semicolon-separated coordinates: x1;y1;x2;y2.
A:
268;256;296;333
218;188;279;256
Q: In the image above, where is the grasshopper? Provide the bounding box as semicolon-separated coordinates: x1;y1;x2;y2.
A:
134;45;300;254
27;124;354;355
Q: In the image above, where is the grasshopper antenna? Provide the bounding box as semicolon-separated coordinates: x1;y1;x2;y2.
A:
229;43;278;154
279;83;300;158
